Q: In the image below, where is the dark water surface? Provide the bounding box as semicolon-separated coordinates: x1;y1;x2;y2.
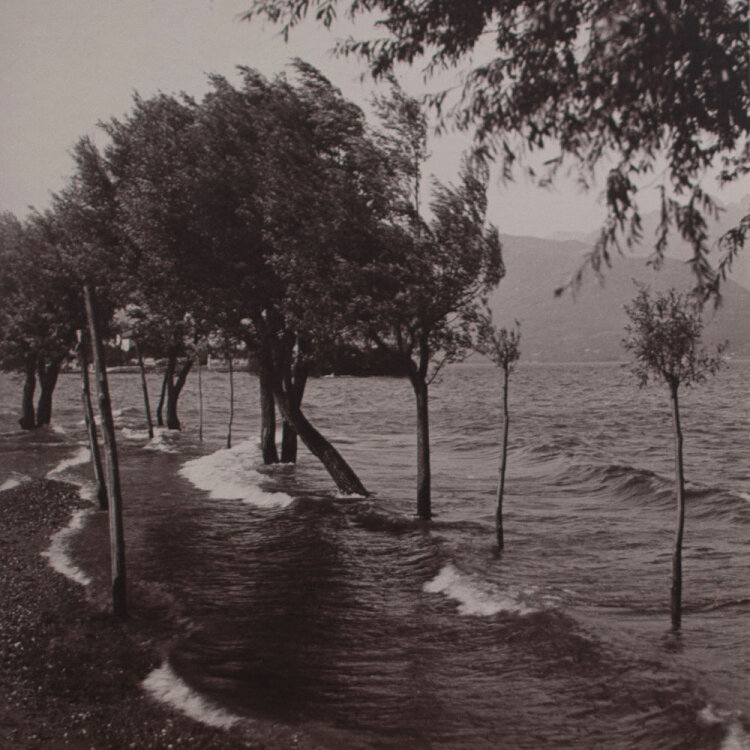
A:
1;362;748;748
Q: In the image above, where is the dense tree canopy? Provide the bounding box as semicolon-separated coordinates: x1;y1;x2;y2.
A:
244;0;750;298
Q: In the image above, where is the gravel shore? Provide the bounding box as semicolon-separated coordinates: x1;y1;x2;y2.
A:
0;480;323;750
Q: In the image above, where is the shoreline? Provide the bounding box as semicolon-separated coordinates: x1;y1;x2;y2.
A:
0;479;323;749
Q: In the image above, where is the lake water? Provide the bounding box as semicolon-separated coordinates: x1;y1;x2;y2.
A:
1;362;748;749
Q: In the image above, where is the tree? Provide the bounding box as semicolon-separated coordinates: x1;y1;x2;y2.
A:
348;88;503;518
0;212;88;429
244;0;750;299
475;312;520;549
97;93;205;430
623;284;724;630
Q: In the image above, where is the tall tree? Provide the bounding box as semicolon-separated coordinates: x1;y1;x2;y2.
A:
623;284;724;629
475;312;520;548
347;88;503;518
244;0;750;299
97;93;204;430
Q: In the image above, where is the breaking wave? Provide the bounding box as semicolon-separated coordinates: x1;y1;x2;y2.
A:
180;440;293;509
424;563;538;617
41;507;94;587
142;660;242;729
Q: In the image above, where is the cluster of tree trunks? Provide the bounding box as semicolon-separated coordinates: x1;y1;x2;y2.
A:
18;353;64;430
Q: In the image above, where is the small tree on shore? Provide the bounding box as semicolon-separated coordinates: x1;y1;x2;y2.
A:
623;285;725;630
475;312;520;549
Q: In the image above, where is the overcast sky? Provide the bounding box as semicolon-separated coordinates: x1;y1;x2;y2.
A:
1;0;746;239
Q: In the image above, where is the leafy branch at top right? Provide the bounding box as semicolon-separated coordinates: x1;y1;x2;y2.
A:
244;0;750;301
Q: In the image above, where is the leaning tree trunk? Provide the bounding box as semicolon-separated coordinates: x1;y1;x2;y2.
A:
259;361;279;464
134;341;154;440
18;353;37;430
276;393;368;495
35;356;63;427
165;355;192;431
84;285;127;619
411;374;432;520
496;366;510;549
76;333;107;510
669;381;686;630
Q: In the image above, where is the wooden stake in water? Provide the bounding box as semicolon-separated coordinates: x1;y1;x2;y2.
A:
83;284;127;619
197;353;203;442
134;340;154;440
75;330;107;510
227;356;234;449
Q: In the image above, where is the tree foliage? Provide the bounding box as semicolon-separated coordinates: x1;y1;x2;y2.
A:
475;311;521;374
244;0;750;299
623;284;725;388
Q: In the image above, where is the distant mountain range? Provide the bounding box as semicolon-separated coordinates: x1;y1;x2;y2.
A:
488;233;750;362
548;197;750;289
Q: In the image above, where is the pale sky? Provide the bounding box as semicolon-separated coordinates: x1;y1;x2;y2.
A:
1;0;746;239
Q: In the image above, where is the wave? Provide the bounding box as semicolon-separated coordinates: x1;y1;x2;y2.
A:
424;563;538;617
142;660;242;729
0;472;31;492
699;705;750;750
46;446;91;478
40;507;94;587
180;440;293;509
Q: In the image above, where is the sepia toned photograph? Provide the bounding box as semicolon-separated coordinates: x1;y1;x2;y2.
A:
1;1;748;747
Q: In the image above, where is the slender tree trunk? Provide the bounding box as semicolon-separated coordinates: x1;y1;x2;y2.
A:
496;367;511;548
670;381;685;630
18;353;36;430
84;285;127;619
197;354;203;442
156;368;168;427
281;361;307;463
280;421;297;463
35;356;62;427
259;361;279;464
76;333;107;510
226;357;234;449
134;341;154;440
412;375;432;520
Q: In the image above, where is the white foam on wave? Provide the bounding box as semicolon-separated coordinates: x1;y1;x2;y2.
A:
699;705;750;750
424;564;537;617
180;440;293;509
120;426;151;442
739;492;750;504
0;473;31;492
145;429;181;454
41;508;94;587
142;660;242;729
46;446;90;478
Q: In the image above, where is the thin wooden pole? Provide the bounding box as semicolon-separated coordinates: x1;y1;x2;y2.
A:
84;284;127;619
227;356;234;449
496;365;510;549
134;340;154;440
670;381;685;630
76;331;107;510
197;353;203;442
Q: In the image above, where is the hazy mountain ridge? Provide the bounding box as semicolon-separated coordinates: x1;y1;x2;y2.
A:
547;197;750;290
489;234;750;362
